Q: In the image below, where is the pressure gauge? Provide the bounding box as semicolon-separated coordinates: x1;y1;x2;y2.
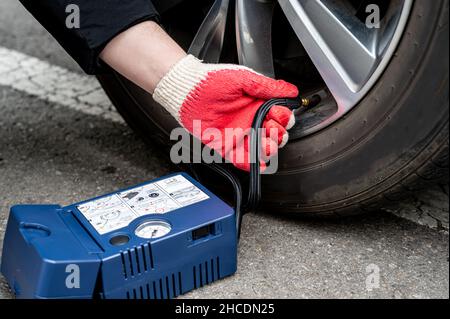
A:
135;220;171;239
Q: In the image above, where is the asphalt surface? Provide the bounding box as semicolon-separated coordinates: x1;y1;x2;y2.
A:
0;0;448;299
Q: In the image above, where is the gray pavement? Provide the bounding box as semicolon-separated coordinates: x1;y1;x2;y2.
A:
0;0;448;299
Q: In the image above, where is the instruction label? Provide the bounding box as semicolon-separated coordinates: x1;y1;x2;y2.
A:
77;175;209;235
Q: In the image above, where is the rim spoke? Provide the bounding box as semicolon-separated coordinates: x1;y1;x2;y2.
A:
236;0;276;77
278;0;380;109
188;0;230;63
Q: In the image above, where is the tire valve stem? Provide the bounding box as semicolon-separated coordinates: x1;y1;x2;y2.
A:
301;94;322;108
301;98;310;107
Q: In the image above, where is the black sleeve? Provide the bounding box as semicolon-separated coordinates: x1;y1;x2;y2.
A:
19;0;160;74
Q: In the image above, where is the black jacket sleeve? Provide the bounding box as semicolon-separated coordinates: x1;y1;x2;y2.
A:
19;0;160;74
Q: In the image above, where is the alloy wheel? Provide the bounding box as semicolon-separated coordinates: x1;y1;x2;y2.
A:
188;0;413;138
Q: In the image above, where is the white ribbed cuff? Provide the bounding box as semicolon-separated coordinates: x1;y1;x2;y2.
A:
153;54;250;124
153;55;204;123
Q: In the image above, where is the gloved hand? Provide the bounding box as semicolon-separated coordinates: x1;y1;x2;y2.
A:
153;54;299;171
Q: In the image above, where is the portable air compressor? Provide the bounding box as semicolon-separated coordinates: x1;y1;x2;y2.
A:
1;173;237;299
1;96;321;299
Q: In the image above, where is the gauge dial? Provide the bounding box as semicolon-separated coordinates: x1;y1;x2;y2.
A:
135;220;171;239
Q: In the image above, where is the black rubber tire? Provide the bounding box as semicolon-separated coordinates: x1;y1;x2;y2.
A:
97;0;449;216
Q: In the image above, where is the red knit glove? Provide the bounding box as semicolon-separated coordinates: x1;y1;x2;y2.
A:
153;55;299;171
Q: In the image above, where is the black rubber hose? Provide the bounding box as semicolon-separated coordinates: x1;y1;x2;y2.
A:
246;98;303;212
192;96;321;239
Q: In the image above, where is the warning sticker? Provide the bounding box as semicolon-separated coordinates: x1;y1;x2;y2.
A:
77;175;209;235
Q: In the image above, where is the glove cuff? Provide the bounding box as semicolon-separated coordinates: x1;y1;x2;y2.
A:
153;55;204;123
153;54;250;124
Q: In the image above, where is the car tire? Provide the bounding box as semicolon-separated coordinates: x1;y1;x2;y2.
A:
97;0;449;216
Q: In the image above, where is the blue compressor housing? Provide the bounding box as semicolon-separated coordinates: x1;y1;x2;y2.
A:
1;173;237;299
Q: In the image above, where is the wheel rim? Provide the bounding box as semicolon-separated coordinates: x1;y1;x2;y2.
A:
188;0;413;137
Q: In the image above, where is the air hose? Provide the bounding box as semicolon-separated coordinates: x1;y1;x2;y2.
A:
193;95;321;238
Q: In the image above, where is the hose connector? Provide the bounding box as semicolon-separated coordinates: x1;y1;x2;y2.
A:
301;94;322;108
